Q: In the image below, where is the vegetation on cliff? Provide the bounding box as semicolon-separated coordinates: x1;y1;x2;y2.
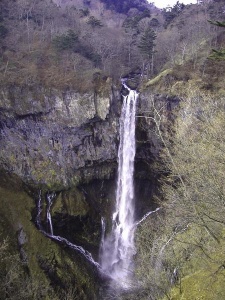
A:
131;1;225;298
133;83;225;300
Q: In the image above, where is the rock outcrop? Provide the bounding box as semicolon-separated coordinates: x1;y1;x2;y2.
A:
0;84;120;190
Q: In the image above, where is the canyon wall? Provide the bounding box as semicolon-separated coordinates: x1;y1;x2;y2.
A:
0;81;179;298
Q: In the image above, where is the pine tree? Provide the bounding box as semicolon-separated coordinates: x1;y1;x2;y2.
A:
138;27;156;76
138;27;156;59
208;20;225;60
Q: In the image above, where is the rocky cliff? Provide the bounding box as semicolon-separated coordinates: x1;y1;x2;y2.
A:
0;79;178;298
0;81;122;298
0;81;120;190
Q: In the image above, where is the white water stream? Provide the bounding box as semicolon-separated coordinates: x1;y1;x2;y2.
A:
100;85;138;287
35;191;101;269
34;85;161;287
46;192;55;236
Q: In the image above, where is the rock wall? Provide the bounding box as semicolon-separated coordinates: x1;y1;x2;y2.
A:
0;82;121;298
0;172;101;300
0;84;120;190
0;82;179;232
0;81;180;298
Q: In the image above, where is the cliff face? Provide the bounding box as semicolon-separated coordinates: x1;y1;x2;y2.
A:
0;80;178;298
0;80;178;229
0;82;120;190
0;82;122;298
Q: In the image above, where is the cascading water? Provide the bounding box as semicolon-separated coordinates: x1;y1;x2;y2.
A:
100;84;138;287
34;83;159;287
35;191;101;270
46;192;55;235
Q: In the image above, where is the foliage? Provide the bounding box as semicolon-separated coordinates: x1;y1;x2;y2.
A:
208;20;225;27
209;48;225;60
138;27;156;59
100;0;149;14
87;16;103;28
208;20;225;60
162;1;185;28
52;30;102;67
0;238;55;299
79;8;90;17
52;30;79;51
122;9;151;31
149;18;160;28
134;86;225;299
0;0;151;89
0;24;8;39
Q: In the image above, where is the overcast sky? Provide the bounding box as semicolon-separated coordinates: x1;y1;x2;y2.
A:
150;0;197;9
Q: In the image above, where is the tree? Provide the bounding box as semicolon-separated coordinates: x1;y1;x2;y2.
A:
138;27;156;58
99;0;149;14
208;20;225;60
0;25;8;40
53;30;79;51
138;26;156;76
134;85;225;300
162;1;185;28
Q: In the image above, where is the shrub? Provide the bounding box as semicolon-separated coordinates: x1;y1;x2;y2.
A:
52;30;78;51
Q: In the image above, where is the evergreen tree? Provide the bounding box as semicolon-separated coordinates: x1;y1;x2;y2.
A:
138;27;156;59
138;27;156;76
162;1;185;28
0;24;8;39
52;30;78;51
208;20;225;60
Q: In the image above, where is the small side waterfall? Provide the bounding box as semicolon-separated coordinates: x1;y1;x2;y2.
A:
35;191;101;270
46;192;55;235
100;85;138;287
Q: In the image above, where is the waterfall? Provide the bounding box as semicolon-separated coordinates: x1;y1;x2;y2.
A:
135;207;161;227
100;217;106;250
100;85;138;287
46;192;55;236
36;191;101;270
33;86;161;283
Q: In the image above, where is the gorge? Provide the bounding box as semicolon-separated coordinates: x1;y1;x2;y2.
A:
1;0;225;299
0;75;171;299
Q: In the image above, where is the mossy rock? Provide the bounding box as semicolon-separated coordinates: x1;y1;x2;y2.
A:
161;225;225;300
0;174;101;299
168;268;225;300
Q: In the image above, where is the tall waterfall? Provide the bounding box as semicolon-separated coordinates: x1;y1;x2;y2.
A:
100;85;138;287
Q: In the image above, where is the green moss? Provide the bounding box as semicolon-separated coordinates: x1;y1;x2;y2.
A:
169;268;225;300
161;225;225;300
52;188;89;217
0;177;99;299
145;69;173;87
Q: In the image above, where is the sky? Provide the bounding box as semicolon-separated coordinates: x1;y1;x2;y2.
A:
150;0;197;9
